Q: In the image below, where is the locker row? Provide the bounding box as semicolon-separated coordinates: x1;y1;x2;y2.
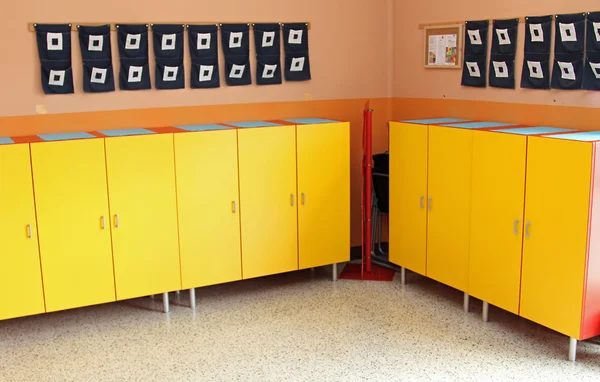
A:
0;119;350;321
389;119;600;361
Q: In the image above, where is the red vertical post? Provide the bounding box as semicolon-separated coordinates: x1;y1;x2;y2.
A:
364;107;373;274
360;109;366;279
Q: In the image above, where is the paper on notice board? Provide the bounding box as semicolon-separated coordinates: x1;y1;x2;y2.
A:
428;34;457;65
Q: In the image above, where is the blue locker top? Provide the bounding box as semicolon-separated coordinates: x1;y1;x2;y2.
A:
37;132;96;141
444;121;517;129
544;131;600;142
0;137;15;145
492;127;575;135
175;124;231;132
98;128;156;137
284;118;339;124
226;121;283;128
400;118;468;124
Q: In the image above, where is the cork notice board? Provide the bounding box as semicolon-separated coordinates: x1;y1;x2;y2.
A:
424;24;463;69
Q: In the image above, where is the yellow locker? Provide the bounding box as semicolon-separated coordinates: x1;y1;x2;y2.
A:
427;125;473;292
105;134;181;300
520;137;591;339
469;131;527;314
388;122;428;275
0;144;45;320
238;125;298;279
174;129;242;289
31;139;115;312
297;122;350;269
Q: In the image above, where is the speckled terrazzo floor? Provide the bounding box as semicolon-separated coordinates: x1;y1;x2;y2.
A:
1;266;600;382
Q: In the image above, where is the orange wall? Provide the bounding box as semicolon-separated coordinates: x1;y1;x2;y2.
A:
0;0;393;118
394;0;600;110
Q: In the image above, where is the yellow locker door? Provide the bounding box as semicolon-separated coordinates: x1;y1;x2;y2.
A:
105;134;181;300
0;144;45;320
238;125;298;279
520;137;591;339
174;130;242;289
389;122;428;275
427;125;473;292
469;131;526;314
31;139;115;312
297;122;350;269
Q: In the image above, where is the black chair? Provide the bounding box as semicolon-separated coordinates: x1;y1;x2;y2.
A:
372;153;389;257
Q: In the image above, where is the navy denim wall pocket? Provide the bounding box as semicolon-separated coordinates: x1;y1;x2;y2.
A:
489;55;515;89
155;57;184;90
78;25;114;93
188;25;220;89
520;16;552;89
462;20;488;88
461;56;487;87
283;23;311;81
254;23;282;85
40;60;74;94
521;53;551;89
551;13;585;90
551;53;584;90
152;24;184;90
119;58;151;91
224;54;251;86
82;59;115;93
489;19;518;88
190;57;220;89
221;24;251;86
583;13;600;90
583;51;600;90
587;12;600;53
35;24;74;94
117;24;151;90
555;13;585;55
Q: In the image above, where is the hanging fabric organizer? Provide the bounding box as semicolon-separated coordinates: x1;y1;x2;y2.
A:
152;24;185;90
78;25;115;93
521;15;552;89
188;24;220;89
221;24;252;86
461;20;488;88
117;24;151;91
489;18;518;89
34;24;74;94
551;13;586;90
584;12;600;90
282;23;311;81
254;23;282;85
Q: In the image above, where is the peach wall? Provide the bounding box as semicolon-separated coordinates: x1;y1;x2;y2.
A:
0;0;393;117
394;0;600;109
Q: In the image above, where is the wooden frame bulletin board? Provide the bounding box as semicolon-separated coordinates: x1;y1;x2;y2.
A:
424;24;463;69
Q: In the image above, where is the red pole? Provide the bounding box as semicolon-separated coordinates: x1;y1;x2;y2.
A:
364;107;373;274
361;108;366;279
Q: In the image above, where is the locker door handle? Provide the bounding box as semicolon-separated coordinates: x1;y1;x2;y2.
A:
513;219;519;235
427;197;432;211
291;194;295;206
301;192;305;205
525;222;531;238
101;216;105;230
419;195;424;209
232;201;237;214
115;214;120;228
26;224;32;239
